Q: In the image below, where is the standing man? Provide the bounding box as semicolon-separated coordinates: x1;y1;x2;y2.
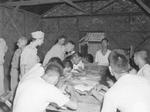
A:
101;49;150;112
95;38;111;66
43;39;75;66
13;63;77;112
20;31;44;78
0;38;8;96
10;37;27;92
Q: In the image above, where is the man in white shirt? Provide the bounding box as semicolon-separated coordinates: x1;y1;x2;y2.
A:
43;38;75;66
71;52;84;73
134;50;150;81
13;63;77;112
101;49;150;112
95;38;111;66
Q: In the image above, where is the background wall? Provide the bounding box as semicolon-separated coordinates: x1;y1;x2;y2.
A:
2;0;150;90
41;0;150;57
0;7;41;90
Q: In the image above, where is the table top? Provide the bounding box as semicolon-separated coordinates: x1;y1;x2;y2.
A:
47;72;105;112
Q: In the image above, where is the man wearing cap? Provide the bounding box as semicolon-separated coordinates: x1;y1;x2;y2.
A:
20;31;44;78
10;37;28;92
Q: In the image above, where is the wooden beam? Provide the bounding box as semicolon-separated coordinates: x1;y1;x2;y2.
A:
3;0;86;7
94;0;117;13
136;0;150;14
63;0;87;13
42;4;64;17
42;11;145;19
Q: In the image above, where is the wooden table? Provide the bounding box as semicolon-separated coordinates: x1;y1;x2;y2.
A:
47;72;104;112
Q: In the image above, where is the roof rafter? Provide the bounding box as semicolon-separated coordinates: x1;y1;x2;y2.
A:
63;0;87;13
136;0;150;14
94;0;118;13
3;0;89;7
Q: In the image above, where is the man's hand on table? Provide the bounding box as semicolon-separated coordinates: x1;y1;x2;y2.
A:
89;84;109;102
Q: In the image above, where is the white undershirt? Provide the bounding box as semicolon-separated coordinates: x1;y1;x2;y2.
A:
95;49;111;66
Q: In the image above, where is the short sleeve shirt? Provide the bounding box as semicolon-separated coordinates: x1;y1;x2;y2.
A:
13;77;69;112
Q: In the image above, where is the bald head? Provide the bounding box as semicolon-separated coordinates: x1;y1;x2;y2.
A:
134;50;149;67
42;63;63;85
134;51;148;60
109;49;130;74
45;63;63;77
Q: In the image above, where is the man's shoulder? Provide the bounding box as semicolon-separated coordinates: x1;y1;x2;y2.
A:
47;44;60;53
106;75;134;94
108;74;146;92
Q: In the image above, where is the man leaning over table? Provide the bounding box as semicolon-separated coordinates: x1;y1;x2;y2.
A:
13;63;78;112
101;49;150;112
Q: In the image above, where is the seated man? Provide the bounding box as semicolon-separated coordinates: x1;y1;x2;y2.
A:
13;63;77;112
63;59;73;77
101;49;150;112
134;50;150;81
57;60;73;89
95;38;111;66
71;52;85;73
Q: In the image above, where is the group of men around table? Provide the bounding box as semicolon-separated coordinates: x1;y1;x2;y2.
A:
0;30;150;112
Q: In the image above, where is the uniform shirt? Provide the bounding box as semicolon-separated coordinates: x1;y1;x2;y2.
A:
13;77;70;112
101;74;150;112
137;64;150;81
43;44;65;66
95;50;111;66
11;48;22;69
20;45;40;73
